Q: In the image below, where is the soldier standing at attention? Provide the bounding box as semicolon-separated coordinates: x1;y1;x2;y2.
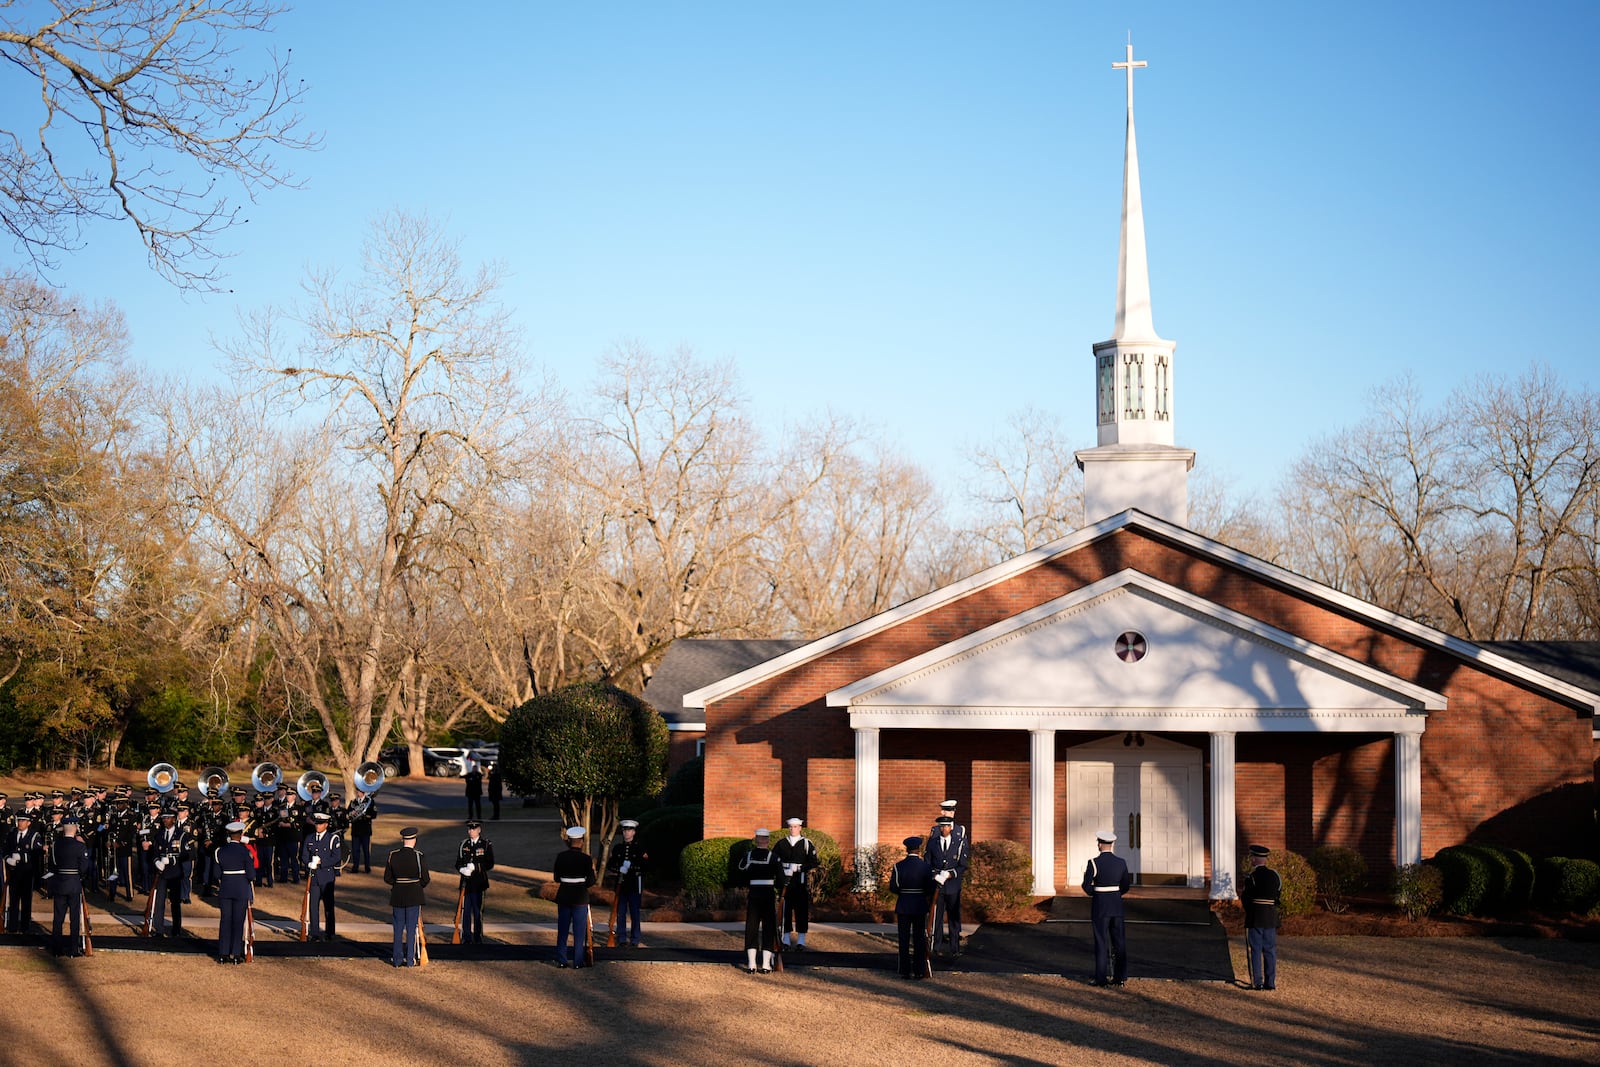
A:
456;820;494;944
384;826;429;967
47;818;90;957
605;819;647;948
773;817;820;951
300;811;342;941
736;828;787;974
1243;843;1282;990
1083;829;1133;987
214;821;255;964
889;835;934;979
149;809;193;938
551;826;596;968
927;814;970;957
4;810;42;932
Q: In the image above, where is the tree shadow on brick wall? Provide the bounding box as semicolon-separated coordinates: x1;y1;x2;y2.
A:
1469;781;1598;859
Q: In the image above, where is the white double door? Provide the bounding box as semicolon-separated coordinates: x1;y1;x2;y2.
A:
1065;735;1203;887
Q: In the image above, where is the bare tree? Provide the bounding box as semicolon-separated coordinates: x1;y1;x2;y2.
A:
965;407;1083;562
0;0;316;289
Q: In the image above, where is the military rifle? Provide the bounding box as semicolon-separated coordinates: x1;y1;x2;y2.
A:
81;895;93;957
605;868;620;948
452;880;466;945
244;902;255;963
583;901;595;966
298;864;312;941
416;910;429;967
772;879;785;973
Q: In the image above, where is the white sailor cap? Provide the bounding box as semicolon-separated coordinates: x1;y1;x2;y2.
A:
1096;829;1117;843
224;821;246;833
940;800;958;810
786;817;803;827
755;827;771;837
565;826;586;839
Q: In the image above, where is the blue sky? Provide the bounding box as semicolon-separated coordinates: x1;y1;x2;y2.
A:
28;2;1600;505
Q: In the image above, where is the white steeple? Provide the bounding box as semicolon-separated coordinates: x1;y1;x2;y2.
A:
1076;41;1195;526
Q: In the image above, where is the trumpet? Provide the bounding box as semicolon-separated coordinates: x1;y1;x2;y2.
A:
198;766;230;799
147;763;179;794
251;762;283;794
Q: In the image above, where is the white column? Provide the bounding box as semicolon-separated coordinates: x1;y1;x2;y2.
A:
1208;731;1237;901
1395;732;1422;867
854;727;880;888
1029;728;1057;897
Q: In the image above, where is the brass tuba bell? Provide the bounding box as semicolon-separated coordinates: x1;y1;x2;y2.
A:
347;761;386;819
296;769;329;803
147;763;179;794
250;762;283;793
198;766;230;799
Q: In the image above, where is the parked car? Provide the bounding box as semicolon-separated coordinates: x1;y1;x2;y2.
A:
378;745;467;778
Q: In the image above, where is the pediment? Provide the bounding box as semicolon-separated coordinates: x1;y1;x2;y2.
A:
828;571;1444;714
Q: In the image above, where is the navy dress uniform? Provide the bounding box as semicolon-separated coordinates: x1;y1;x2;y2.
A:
299;811;342;940
215;822;255;963
1082;829;1133;986
772;818;820;950
735;829;788;974
1243;844;1283;990
926;815;970;955
384;827;430;967
551;826;596;967
3;811;43;932
47;819;91;956
149;812;194;936
889;836;935;979
456;822;494;944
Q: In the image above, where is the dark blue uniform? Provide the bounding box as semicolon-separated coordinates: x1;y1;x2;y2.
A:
552;842;596;966
1082;846;1133;985
926;825;970;954
889;851;935;978
149;820;194;936
215;839;256;962
299;823;342;939
48;834;91;956
1243;862;1282;989
384;842;429;966
456;834;494;943
3;819;43;932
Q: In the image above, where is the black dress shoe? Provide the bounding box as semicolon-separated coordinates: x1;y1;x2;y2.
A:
1090;980;1109;987
555;960;569;968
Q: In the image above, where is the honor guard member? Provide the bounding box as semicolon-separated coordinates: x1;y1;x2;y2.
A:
108;795;138;900
214;821;255;963
173;803;197;903
0;792;11;832
773;817;820;950
4;810;43;932
456;820;494;944
605;819;647;947
931;799;966;841
551;826;596;968
199;793;227;896
464;759;484;821
384;826;429;967
250;793;276;886
926;815;970;957
149;808;193;937
1243;844;1282;990
889;835;935;979
46;818;91;956
736;828;787;974
1082;829;1133;987
301;811;342;940
77;792;105;895
138;800;162;893
348;789;376;873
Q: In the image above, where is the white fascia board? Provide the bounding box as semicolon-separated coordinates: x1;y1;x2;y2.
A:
680;511;1135;709
665;722;706;732
1127;512;1600;715
827;569;1447;712
847;707;1429;734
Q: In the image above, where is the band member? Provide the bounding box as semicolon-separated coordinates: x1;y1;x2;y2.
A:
890;835;935;979
138;800;163;893
736;828;787;974
215;821;255;963
456;821;494;944
773;817;819;951
1083;828;1133;987
4;811;43;932
384;826;430;967
173;803;196;903
300;811;342;940
605;819;647;948
250;792;276;887
551;826;595;968
47;818;91;957
927;814;970;956
149;809;194;937
273;785;302;884
1243;844;1282;990
348;791;376;874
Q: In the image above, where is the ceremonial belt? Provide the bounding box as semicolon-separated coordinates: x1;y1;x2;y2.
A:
1248;899;1277;905
749;879;775;886
899;888;924;894
558;877;587;883
223;869;248;875
1094;886;1122;892
394;877;420;883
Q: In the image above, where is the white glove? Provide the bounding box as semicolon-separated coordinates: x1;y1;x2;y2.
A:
461;862;475;876
155;857;169;871
935;871;950;885
4;854;17;867
783;863;798;876
619;861;631;874
242;835;252;844
308;855;321;870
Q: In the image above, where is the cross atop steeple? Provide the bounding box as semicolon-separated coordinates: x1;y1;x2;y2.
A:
1112;41;1147;114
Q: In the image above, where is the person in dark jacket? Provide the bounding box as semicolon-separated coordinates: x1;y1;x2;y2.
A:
1082;829;1133;987
551;826;596;968
889;835;935;979
3;810;43;932
605;819;648;948
1243;843;1282;990
463;760;484;821
486;763;503;821
735;828;788;974
214;821;256;963
456;821;494;943
47;818;91;957
926;815;970;956
773;817;820;951
383;826;430;967
299;811;342;940
148;810;194;937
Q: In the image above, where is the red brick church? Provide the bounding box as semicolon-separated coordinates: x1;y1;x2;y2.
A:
647;46;1599;899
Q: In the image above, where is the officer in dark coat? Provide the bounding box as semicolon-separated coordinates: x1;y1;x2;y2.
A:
456;820;494;943
926;815;970;956
773;817;820;951
214;821;256;963
47;818;91;956
605;819;648;947
1243;843;1282;990
1082;829;1133;987
149;810;194;937
486;763;503;821
299;811;342;940
551;826;596;967
383;826;430;967
735;828;788;974
3;810;43;932
464;760;484;821
889;835;935;979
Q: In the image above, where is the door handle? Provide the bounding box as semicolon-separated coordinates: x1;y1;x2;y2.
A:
1128;812;1135;848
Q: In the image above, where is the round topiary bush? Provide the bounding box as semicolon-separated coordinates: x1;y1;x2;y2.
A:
965;839;1034;920
1433;845;1492;914
1535;856;1600;914
679;836;742;904
1261;848;1315;918
1308;844;1368;914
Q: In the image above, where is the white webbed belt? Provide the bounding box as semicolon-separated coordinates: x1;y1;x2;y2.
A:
558;877;587;883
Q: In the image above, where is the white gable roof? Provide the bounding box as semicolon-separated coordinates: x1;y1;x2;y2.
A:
682;509;1600;718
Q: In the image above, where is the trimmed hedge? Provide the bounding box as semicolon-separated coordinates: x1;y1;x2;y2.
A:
964;839;1034;920
1535;856;1600;914
1433;844;1536;916
1262;849;1316;918
680;837;743;901
1308;845;1367;914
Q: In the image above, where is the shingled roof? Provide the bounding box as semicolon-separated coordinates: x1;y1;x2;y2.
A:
1480;641;1600;695
643;639;808;725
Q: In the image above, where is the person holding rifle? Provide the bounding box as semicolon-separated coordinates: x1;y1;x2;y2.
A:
455;820;494;944
889;835;935;980
773;817;819;952
148;809;193;938
300;810;343;941
384;826;430;967
3;810;43;933
605;819;648;948
47;818;91;957
214;820;255;964
735;828;787;975
927;814;970;957
1243;843;1282;991
551;825;595;968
